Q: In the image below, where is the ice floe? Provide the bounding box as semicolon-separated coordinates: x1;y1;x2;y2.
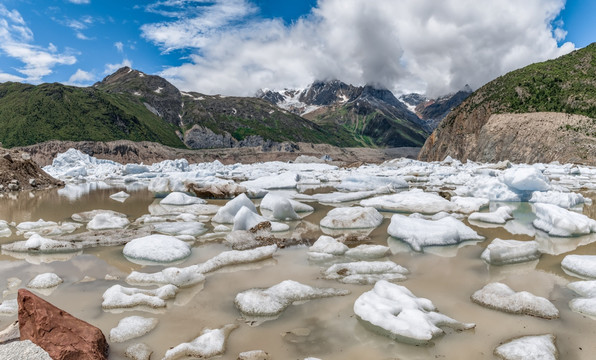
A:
323;261;408;284
232;206;289;232
123;235;191;263
102;284;178;309
387;214;483;251
241;172;299;190
110;316;158;342
320;206;383;229
532;203;596;236
336;175;407;192
212;194;257;223
234;280;349;319
152;221;208;237
87;212;130;231
126;245;277;287
0;221;11;238
360;189;454;214
503;166;550;192
160;192;206;205
125;343;153;360
353;280;475;344
308;236;349;256
529;190;589;209
567;280;596;318
27;272;63;289
72;209;127;223
480;239;541;266
307;185;393;204
469;207;513;224
0;299;18;316
494;334;557;360
163;324;237;360
561;255;596;279
1;234;82;253
110;191;130;202
259;193;312;220
471;282;559;319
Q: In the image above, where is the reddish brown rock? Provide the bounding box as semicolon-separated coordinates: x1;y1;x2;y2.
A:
18;289;109;360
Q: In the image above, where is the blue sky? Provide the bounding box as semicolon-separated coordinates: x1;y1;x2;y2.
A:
0;0;593;96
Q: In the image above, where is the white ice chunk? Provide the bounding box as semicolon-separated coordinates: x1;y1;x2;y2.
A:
561;255;596;279
471;282;559;319
260;195;300;221
27;273;63;289
163;324;238;360
125;343;153;360
503;166;550;191
126;245;277;287
529;190;587;209
311;185;393;204
345;244;390;259
233;206;289;232
361;189;453;214
2;234;83;253
261;193;313;213
451;196;490;214
152;222;207;237
16;219;58;233
455;176;521;202
0;299;18;316
72;209;127;223
123;235;191;263
532;203;596;237
123;164;149;175
568;280;596;317
110;191;130;202
469;207;513;224
308;236;348;256
387;214;483;251
160;192;206;206
87;212;130;231
320;207;383;229
337;176;407;192
241;172;298;190
480;239;541;265
354;280;475;344
213;194;257;224
110;316;158;343
102;284;178;309
494;334;557;360
0;220;11;237
323;261;408;284
235;280;349;318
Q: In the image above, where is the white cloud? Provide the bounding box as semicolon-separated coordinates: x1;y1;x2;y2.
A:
68;0;91;4
142;0;574;97
0;72;25;82
67;68;94;85
104;58;132;74
114;41;124;53
0;5;77;82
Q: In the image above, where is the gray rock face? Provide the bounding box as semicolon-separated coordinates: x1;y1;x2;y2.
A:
0;340;52;360
184;125;237;149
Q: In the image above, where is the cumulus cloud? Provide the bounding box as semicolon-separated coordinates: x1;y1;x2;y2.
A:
142;0;574;96
114;41;124;52
0;5;77;82
67;68;94;85
104;58;132;74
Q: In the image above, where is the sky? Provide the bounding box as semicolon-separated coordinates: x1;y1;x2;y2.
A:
0;0;593;97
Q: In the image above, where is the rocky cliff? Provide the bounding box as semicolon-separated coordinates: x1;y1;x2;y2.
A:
419;43;596;165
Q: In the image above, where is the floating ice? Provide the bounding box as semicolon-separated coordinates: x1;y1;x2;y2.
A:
148;177;185;194
387;214;483;251
503;166;551;192
260;193;313;213
494;334;557;360
310;185;394;204
125;343;153;360
149;203;220;217
323;261;408;284
455;176;521;202
345;245;391;260
529;190;588;209
336;176;407;192
212;194;257;224
152;222;208;237
233;206;289;232
16;219;58;233
532;203;596;237
480;239;541;265
235;280;349;318
238;350;270;360
471;282;559;319
110;316;158;343
110;191;130;202
450;196;490;214
1;234;83;253
72;209;127;223
568;280;596;317
123;235;191;263
27;273;63;289
0;299;18;316
160;192;206;206
126;245;277;287
361;189;453;214
102;284;178;309
241;172;299;190
123;164;149;175
308;236;349;256
163;324;238;360
469;207;513;224
0;221;11;238
353;280;475;344
260;195;300;221
561;255;596;279
87;213;130;231
320;207;383;229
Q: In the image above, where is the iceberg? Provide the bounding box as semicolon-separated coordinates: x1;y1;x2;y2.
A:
109;316;158;343
320;206;383;229
469;207;513;224
163;324;238;360
494;334;557;360
212;194;257;224
102;284;178;309
480;239;541;265
323;261;408;284
561;255;596;279
532;203;596;237
471;282;559;319
123;235;191;263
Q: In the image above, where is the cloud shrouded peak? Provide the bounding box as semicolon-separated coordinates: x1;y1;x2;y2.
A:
141;0;574;97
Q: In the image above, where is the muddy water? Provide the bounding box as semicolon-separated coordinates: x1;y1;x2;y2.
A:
1;187;596;359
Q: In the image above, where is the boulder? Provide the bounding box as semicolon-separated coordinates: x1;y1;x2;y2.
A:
18;289;109;360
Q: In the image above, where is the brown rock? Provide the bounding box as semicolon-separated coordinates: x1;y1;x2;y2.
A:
18;289;109;360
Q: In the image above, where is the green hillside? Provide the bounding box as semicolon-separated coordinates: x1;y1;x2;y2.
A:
0;82;184;148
